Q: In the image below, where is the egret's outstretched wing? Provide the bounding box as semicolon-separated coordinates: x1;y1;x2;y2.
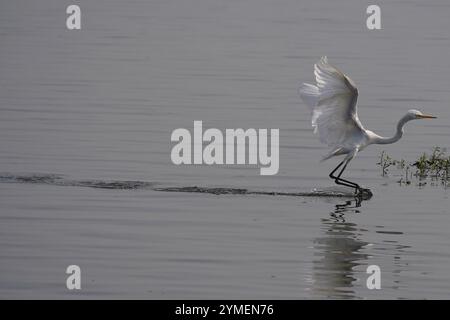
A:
299;56;364;148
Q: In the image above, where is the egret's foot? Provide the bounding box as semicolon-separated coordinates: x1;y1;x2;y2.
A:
355;187;373;200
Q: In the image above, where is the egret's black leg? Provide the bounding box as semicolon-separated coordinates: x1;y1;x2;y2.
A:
336;162;360;190
329;161;355;189
329;160;361;193
337;167;361;195
329;160;345;180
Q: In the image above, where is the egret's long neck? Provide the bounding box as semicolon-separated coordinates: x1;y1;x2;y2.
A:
374;114;410;145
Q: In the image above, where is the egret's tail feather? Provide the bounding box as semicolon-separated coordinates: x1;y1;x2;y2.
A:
298;83;320;108
320;147;344;162
320;153;334;162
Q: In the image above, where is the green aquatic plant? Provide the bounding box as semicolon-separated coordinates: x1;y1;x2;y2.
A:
412;147;450;182
378;147;450;187
377;151;408;177
377;151;389;176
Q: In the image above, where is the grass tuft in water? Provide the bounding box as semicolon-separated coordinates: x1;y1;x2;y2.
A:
377;147;450;187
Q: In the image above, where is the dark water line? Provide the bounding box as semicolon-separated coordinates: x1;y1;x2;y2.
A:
0;173;370;199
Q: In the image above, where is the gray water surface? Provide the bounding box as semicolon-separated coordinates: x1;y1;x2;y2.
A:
0;0;450;299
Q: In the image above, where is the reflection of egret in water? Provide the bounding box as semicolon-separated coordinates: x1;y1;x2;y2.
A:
308;198;369;299
307;199;411;299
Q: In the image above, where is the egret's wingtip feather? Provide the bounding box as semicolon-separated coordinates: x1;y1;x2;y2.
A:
318;56;328;66
299;83;320;108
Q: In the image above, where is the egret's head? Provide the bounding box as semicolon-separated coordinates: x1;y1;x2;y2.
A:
407;109;436;120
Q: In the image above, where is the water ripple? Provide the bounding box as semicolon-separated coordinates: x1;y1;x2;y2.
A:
0;172;369;198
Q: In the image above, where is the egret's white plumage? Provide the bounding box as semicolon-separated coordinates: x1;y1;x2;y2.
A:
299;56;436;193
300;56;366;161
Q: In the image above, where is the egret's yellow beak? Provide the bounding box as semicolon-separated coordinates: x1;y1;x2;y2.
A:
418;114;436;119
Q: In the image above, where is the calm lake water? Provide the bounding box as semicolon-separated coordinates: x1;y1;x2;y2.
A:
0;0;450;299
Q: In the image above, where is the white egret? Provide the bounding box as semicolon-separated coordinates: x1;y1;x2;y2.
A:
299;56;436;195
